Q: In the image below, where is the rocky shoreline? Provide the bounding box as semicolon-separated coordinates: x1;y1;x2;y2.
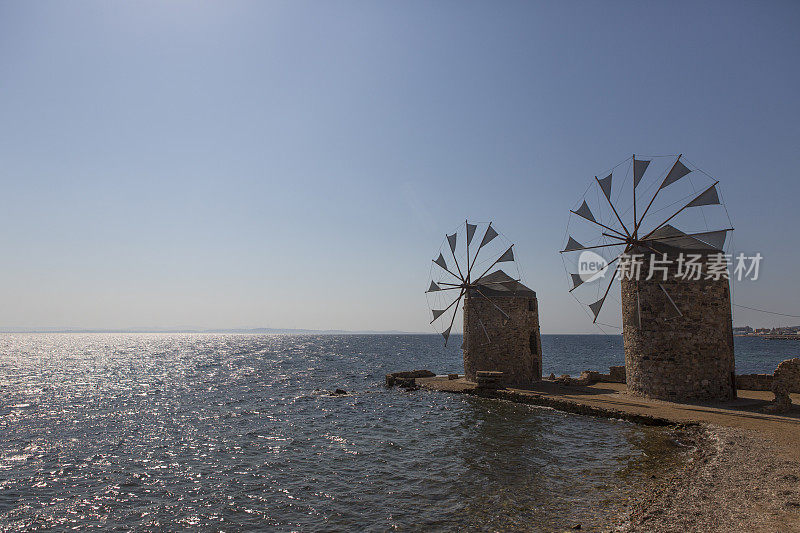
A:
612;424;800;532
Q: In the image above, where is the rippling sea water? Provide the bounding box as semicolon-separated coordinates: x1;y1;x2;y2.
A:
0;334;790;531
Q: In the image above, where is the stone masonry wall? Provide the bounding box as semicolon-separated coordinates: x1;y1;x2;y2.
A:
462;292;542;386
735;374;773;391
621;253;736;402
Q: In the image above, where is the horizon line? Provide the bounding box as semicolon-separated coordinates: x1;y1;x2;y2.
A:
0;327;621;335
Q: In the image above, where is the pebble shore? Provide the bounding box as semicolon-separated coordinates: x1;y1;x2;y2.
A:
614;425;800;532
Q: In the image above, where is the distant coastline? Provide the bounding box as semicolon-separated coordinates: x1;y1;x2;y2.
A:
0;327;415;335
0;328;621;335
734;333;800;340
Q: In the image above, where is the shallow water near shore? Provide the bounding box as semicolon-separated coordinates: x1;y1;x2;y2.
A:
0;334;788;531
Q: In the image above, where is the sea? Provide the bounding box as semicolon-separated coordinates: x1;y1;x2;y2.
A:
0;333;792;531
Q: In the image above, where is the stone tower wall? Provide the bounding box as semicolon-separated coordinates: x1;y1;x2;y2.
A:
462;292;542;386
621;253;736;402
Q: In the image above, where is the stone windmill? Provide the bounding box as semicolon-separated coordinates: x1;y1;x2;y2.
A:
427;221;542;386
561;155;736;401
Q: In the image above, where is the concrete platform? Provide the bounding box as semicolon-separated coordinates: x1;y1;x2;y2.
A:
417;376;800;461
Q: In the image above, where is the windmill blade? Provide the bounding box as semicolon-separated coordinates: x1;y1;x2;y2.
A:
442;288;465;347
474;245;517;282
468;223;498;280
442;325;452;344
561;239;623;253
640;181;720;242
686;185;720;207
645;227;731;251
496;246;514;262
570;206;627;238
598;173;613;201
426;281;441;293
589;296;606;321
633;158;651;188
595;174;631;238
564;236;584;252
659;158;692;190
433;252;463;281
429;289;464;324
479;224;499;249
570;255;622;292
466;222;477;246
447;233;465;279
574;200;596;223
635;155;687;235
590;261;620;323
434;253;447;270
447;233;457;254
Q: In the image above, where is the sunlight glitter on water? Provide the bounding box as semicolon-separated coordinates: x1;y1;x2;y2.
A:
1;333;777;531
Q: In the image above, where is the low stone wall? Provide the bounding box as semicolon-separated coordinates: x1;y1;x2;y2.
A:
736;374;773;391
598;366;626;384
546;367;626;386
385;370;435;387
476;371;504;390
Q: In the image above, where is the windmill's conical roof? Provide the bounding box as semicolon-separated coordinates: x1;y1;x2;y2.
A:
472;270;536;298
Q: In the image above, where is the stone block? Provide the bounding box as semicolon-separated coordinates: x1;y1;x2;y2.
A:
772;358;800;412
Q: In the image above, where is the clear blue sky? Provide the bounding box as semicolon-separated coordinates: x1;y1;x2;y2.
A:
1;1;798;333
